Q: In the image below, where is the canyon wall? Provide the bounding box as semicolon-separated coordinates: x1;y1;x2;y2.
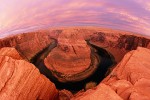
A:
0;31;52;61
0;27;150;62
47;27;150;62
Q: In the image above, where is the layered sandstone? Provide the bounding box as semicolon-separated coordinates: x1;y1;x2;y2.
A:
72;47;150;100
0;32;52;61
44;30;97;82
0;47;58;100
0;47;23;60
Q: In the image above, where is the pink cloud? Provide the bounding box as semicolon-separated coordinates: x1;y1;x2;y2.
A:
0;0;150;38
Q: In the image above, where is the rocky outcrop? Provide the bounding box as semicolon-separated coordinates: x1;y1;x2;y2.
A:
44;29;98;82
72;83;122;100
0;47;58;100
102;47;150;100
71;47;150;100
0;32;52;61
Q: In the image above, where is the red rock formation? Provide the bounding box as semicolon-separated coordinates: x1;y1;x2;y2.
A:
0;47;58;100
72;83;122;100
102;47;150;100
0;32;52;61
44;30;96;82
1;27;150;63
71;47;150;100
48;27;150;63
1;27;150;100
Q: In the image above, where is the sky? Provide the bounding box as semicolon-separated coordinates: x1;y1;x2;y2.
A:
0;0;150;38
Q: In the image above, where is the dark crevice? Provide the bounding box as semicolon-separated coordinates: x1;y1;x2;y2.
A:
72;46;77;55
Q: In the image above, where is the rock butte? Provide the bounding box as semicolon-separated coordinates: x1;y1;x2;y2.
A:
0;27;150;100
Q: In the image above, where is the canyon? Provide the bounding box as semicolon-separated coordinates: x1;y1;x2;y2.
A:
0;27;150;100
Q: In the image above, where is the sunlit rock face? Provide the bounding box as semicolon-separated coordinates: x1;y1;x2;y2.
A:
0;47;23;60
0;27;150;100
102;47;150;100
0;47;58;100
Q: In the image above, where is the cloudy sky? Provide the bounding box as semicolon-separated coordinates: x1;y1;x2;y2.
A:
0;0;150;38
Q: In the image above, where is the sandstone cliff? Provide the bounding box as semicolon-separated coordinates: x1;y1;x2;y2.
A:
0;47;58;100
72;47;150;100
102;47;150;100
0;32;52;61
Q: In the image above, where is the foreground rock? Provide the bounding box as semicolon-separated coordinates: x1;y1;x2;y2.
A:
72;47;150;100
72;83;122;100
102;47;150;100
0;47;58;100
44;30;99;82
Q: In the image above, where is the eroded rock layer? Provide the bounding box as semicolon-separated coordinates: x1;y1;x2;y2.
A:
0;47;58;100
